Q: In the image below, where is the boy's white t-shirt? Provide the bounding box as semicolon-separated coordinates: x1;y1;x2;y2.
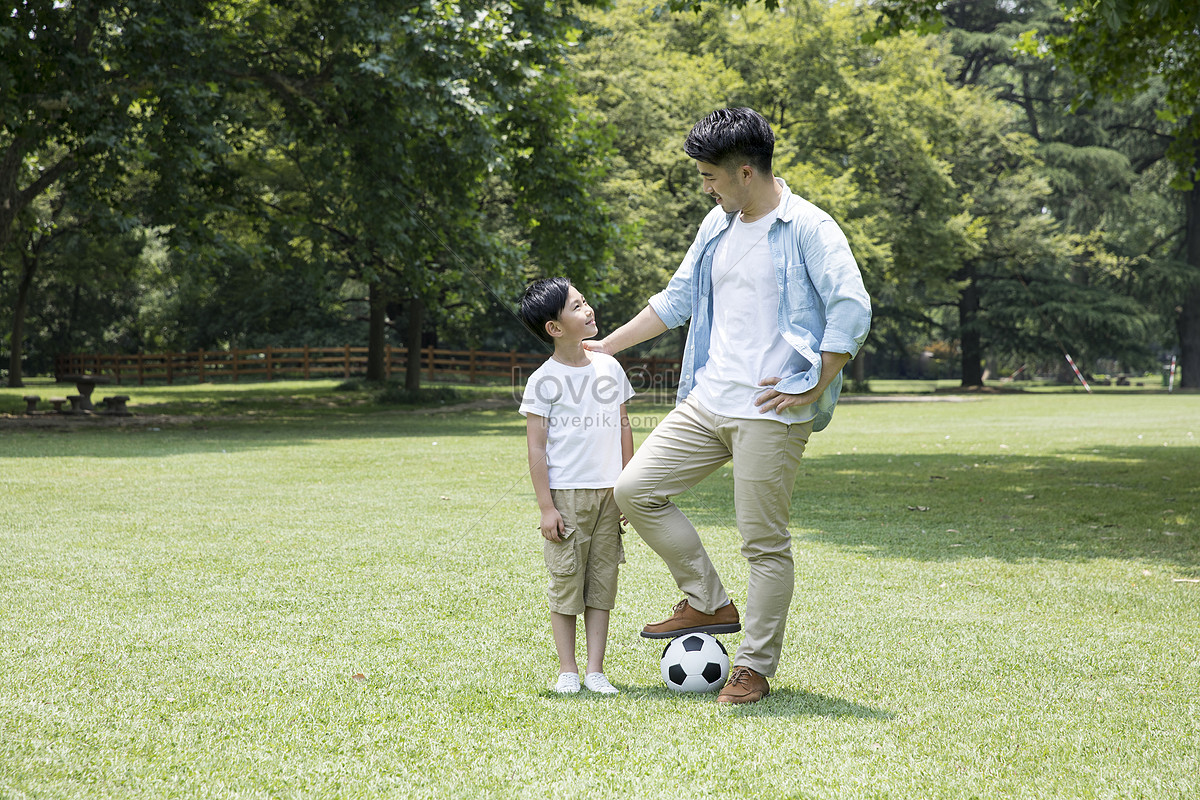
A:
691;209;816;425
519;352;635;489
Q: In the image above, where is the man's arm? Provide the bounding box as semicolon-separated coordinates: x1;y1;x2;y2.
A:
526;413;565;542
583;305;667;357
754;351;851;414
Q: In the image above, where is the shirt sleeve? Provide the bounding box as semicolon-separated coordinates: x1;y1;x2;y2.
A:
804;219;872;356
617;361;636;404
518;372;552;418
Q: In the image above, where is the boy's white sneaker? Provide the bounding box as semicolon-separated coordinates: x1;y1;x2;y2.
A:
584;672;618;695
554;672;581;694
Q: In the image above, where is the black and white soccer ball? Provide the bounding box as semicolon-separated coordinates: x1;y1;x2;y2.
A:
661;633;729;693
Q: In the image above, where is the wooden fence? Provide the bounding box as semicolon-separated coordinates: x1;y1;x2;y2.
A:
54;346;681;388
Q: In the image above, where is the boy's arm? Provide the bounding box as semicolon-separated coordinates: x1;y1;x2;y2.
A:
619;404;633;468
617;403;634;530
526;413;565;542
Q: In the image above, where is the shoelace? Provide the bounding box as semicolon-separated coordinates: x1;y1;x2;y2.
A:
585;673;617;693
671;599;690;615
725;666;753;686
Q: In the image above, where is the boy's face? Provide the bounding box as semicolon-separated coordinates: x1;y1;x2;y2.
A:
547;285;597;342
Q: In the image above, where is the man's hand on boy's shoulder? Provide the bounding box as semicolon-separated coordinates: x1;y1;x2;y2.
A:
540;507;566;542
581;339;610;356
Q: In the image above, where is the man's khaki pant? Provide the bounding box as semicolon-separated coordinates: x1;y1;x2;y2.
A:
614;396;811;676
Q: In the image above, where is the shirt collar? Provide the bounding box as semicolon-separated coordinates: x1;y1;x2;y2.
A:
773;177;803;223
715;176;799;231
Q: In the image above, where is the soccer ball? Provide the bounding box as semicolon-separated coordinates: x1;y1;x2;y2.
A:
661;633;729;693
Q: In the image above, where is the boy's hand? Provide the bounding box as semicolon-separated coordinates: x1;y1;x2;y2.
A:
540;508;566;542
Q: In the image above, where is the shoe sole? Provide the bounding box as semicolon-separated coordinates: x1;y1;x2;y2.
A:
717;688;768;704
639;622;742;639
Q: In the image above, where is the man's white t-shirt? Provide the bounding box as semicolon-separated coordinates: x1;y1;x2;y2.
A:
519;352;635;489
691;209;815;425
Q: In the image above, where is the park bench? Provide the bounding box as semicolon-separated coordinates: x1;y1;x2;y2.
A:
22;395;40;414
67;395;84;413
102;395;132;416
50;398;68;413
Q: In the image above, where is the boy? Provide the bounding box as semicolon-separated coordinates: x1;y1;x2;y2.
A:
518;278;635;695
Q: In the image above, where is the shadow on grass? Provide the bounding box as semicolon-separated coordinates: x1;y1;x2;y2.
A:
583;684;893;719
0;405;530;458
725;689;894;720
675;445;1198;567
0;388;670;459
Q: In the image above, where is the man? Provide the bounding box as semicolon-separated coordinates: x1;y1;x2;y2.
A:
586;107;871;704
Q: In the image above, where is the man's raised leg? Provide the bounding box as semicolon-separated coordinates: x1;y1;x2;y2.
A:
614;397;740;634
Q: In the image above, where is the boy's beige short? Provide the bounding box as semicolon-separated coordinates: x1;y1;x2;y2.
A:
545;488;625;616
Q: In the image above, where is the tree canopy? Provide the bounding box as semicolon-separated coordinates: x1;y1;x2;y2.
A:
3;0;1193;388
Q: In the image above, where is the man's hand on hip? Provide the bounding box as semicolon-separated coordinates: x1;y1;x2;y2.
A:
755;351;852;414
754;377;821;413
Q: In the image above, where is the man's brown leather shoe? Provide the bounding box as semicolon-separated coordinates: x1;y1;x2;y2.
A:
640;598;741;639
717;665;770;704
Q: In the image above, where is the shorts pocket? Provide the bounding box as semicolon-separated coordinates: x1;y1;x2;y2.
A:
544;534;579;577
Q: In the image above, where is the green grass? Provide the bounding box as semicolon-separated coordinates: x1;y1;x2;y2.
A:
1;386;1197;798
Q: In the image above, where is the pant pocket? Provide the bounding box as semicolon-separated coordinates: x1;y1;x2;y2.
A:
544;535;579;577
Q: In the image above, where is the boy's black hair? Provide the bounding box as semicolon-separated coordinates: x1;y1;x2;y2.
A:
518;277;572;345
684;107;775;175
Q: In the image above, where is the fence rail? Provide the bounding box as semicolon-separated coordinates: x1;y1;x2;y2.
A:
54;347;681;388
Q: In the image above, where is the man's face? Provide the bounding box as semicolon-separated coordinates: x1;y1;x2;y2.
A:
696;160;748;213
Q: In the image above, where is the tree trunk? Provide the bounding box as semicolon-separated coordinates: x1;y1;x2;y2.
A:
7;257;37;387
851;349;866;387
404;296;424;393
366;280;387;382
959;263;983;387
1178;179;1200;389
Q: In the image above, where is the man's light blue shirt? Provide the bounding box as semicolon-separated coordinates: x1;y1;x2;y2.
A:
648;178;872;431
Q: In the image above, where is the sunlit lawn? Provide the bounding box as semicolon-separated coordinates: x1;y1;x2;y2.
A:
1;382;1197;798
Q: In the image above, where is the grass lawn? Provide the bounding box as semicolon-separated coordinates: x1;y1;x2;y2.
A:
1;382;1197;798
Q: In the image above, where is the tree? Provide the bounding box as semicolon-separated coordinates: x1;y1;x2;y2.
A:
1;0;235;385
868;0;1200;385
4;1;620;388
928;0;1164;378
573;1;745;366
203;0;619;388
1;172;150;377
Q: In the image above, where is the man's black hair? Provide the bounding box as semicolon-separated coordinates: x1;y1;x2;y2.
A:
684;107;775;175
518;277;572;345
